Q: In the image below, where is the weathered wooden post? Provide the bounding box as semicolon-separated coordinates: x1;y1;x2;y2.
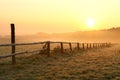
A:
106;43;108;47
95;43;97;48
86;43;89;49
82;43;85;49
107;42;110;47
102;43;104;47
89;43;92;49
11;23;16;64
96;43;98;48
97;43;99;48
105;43;107;47
47;41;50;57
60;42;64;53
100;43;102;48
106;42;109;47
103;43;104;47
98;43;100;48
77;43;80;50
69;43;72;51
93;43;95;48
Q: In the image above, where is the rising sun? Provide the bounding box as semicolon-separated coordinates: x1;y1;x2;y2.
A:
87;19;95;28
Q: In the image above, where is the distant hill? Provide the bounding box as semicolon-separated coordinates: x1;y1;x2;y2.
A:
102;27;120;31
0;27;120;43
35;27;120;43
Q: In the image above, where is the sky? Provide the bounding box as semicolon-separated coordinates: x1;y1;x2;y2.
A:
1;0;120;35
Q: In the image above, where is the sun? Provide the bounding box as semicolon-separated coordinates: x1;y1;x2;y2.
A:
87;19;95;28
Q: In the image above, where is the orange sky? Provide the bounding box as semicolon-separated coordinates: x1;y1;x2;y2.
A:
1;0;120;35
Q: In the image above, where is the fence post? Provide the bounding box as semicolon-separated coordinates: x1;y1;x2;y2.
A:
109;42;111;47
105;43;107;47
11;23;16;64
47;41;50;57
95;43;97;48
106;43;109;47
94;43;96;48
89;43;91;49
99;43;100;48
82;43;85;49
69;43;72;51
86;43;89;49
98;43;100;48
96;43;98;48
100;43;102;48
77;43;80;50
60;42;64;53
102;43;103;47
93;43;94;48
97;43;98;48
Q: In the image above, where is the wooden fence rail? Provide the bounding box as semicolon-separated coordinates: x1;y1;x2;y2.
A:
0;23;112;64
0;49;43;58
0;42;46;46
0;41;111;64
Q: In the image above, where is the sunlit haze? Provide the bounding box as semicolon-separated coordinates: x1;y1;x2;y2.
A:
87;18;95;28
1;0;120;35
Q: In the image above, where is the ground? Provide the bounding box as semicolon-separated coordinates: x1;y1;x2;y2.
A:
0;44;120;80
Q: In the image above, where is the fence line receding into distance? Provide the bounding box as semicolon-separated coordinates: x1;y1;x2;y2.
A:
0;24;111;64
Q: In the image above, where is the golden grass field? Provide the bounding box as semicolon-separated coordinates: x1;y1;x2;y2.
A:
0;44;120;80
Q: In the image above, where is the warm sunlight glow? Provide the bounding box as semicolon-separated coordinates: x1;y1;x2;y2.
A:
87;19;95;28
1;0;120;35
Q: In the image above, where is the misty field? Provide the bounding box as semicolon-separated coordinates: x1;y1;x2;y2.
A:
0;44;120;80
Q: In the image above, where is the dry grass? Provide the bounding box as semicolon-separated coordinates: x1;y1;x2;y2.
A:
0;44;120;80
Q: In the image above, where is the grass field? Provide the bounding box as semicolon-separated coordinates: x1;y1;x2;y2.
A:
0;44;120;80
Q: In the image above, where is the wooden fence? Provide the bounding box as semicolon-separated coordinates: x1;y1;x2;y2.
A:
0;24;111;64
